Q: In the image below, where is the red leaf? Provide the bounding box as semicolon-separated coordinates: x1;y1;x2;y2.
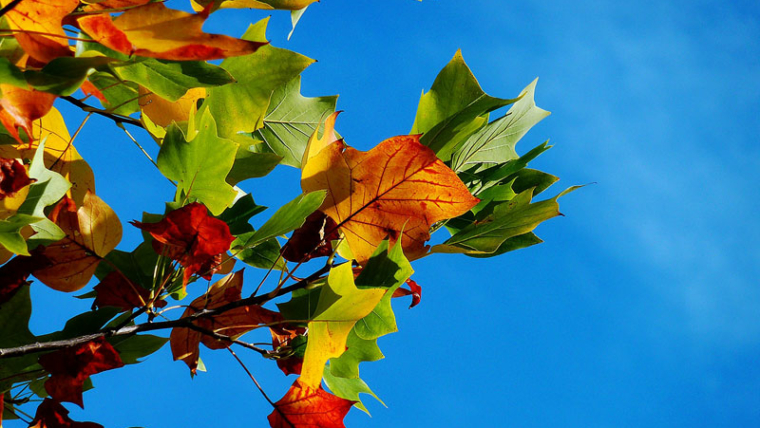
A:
0;85;56;145
93;271;157;311
0;255;48;305
392;279;422;309
130;202;234;288
282;211;340;263
38;338;124;408
79;80;107;104
29;399;102;428
271;325;307;376
268;380;356;428
0;157;33;200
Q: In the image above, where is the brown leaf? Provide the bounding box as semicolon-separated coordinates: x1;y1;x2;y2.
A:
268;379;355;428
78;3;266;61
29;399;103;428
0;157;33;200
301;127;480;264
169;270;283;373
38;338;124;408
130;202;234;288
33;193;122;292
93;271;150;311
0;85;57;145
281;211;340;262
1;0;78;63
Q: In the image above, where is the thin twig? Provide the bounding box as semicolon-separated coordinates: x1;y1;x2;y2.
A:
61;96;143;128
227;347;276;406
0;0;26;19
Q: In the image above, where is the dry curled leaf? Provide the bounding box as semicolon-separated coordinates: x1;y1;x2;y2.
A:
38;338;124;408
78;3;267;61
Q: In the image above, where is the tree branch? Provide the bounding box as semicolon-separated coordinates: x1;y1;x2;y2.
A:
0;262;334;359
60;96;144;128
0;0;23;19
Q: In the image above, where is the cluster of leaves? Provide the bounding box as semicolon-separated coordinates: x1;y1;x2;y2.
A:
0;1;575;427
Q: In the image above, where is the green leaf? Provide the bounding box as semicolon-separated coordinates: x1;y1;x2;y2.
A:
216;194;266;235
226;145;282;185
206;17;315;138
112;58;235;102
277;286;322;321
432;187;579;256
0;214;42;255
17;139;69;248
234;191;325;251
24;56;116;96
252;76;338;168
0;285;34;347
157;109;238;215
86;71;140;116
110;334;168;364
469;232;543;258
451;78;550;172
412;50;517;161
353;240;413;340
95;242;158;289
233;234;286;271
329;330;384;380
0;57;27;87
510;168;559;197
323;364;385;415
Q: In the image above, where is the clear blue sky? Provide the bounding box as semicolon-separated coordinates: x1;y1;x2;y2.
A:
15;0;760;427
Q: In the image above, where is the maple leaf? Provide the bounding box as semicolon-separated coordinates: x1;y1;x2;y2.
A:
38;337;124;408
139;86;207;127
33;192;122;292
301;126;479;264
130;202;234;287
77;3;266;61
29;399;103;428
0;157;33;200
268;379;355;428
0;0;78;63
282;211;340;262
169;270;283;373
0;85;57;145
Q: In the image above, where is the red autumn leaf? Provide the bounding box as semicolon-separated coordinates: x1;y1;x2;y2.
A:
0;255;49;304
79;80;107;104
271;325;307;376
38;337;124;408
0;157;33;200
0;85;57;145
268;379;356;428
130;202;234;288
28;399;103;428
282;211;340;262
1;0;78;64
93;271;167;311
33;193;122;292
170;270;283;374
392;278;422;309
77;3;266;61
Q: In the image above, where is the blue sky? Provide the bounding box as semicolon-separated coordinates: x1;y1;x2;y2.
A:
12;0;760;427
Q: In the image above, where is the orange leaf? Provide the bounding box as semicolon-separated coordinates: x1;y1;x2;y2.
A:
0;85;56;145
301;131;479;264
169;270;282;373
78;3;267;61
130;202;234;287
79;79;107;104
29;399;103;428
0;0;78;63
268;379;355;428
80;0;152;12
37;337;124;408
33;192;122;292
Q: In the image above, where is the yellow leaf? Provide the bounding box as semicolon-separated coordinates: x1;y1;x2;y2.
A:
301;119;479;264
0;0;78;63
139;86;207;128
191;0;319;11
299;264;386;388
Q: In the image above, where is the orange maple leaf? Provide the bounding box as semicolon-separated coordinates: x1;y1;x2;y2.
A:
301;129;479;264
78;3;267;61
37;338;124;408
169;270;283;374
33;193;122;292
268;380;356;428
0;0;78;63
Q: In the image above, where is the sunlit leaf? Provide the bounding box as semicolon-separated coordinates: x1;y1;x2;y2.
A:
268;379;355;428
0;0;79;63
